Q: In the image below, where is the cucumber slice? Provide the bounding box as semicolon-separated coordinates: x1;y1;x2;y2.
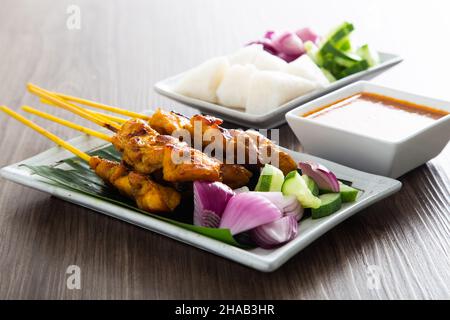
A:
323;22;354;46
335;55;362;68
320;68;336;82
302;175;319;196
337;59;369;79
320;182;359;202
356;44;380;67
311;193;342;219
339;183;359;202
304;41;323;66
336;37;352;51
255;164;285;192
320;42;362;68
281;171;321;209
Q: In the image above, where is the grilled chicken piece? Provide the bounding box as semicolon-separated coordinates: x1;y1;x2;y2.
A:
149;108;192;135
89;156;181;212
127;171;181;213
111;118;166;174
245;130;298;175
162;144;222;182
219;163;253;189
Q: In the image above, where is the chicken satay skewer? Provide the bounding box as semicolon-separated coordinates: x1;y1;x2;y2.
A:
20;106;219;191
30;87;295;174
21;95;222;181
25;85;253;185
20;104;175;178
21;104;252;188
0;105;181;212
28;85;297;174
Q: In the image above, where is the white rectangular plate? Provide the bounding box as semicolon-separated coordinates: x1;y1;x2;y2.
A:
0;135;401;272
154;52;402;128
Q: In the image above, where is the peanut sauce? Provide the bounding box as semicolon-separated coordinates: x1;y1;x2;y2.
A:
303;92;448;142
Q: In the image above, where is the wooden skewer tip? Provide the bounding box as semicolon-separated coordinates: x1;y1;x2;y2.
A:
1;105;91;162
20;105;112;142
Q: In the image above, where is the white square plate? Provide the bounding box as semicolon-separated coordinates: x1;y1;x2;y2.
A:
0;135;401;272
154;52;402;128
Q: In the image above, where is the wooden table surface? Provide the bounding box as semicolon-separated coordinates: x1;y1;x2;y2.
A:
0;0;449;299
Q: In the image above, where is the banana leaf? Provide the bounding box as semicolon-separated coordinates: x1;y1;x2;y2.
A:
23;144;247;248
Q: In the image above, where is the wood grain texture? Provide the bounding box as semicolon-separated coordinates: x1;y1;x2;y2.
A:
0;0;449;299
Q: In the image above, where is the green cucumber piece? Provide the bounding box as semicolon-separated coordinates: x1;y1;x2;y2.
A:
335;55;362;68
320;42;362;68
356;44;380;67
281;171;321;209
311;193;342;219
255;164;285;192
339;183;359;202
337;59;369;79
302;175;319;196
323;22;354;46
304;41;323;66
320;182;359;202
322;61;345;79
320;68;336;82
336;37;352;51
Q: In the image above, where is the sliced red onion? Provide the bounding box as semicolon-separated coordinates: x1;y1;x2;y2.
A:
276;52;300;63
298;161;340;192
247;39;277;55
251;215;298;249
253;192;303;221
264;30;275;39
271;31;305;57
295;27;319;44
193;181;234;228
219;193;281;235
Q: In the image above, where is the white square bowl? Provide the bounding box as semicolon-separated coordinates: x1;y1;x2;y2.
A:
286;81;450;178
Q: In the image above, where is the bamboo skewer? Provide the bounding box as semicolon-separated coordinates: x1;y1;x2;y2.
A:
0;105;91;162
91;111;127;124
39;98;127;124
54;92;150;120
21;105;112;142
27;83;121;132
